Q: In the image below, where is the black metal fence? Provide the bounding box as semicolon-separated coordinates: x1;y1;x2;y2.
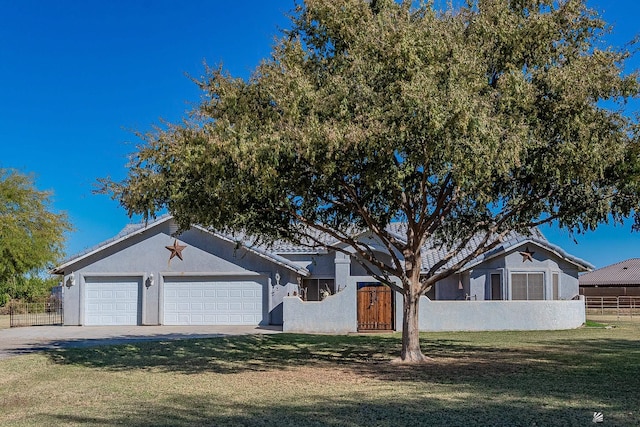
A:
9;299;63;327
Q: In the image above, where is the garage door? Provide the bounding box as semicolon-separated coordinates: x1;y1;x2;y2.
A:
163;277;265;325
85;277;141;325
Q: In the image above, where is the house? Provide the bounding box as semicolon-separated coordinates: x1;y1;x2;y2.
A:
579;258;640;297
52;215;592;332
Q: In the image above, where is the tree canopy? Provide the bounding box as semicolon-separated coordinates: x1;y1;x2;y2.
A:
103;0;640;362
0;168;71;305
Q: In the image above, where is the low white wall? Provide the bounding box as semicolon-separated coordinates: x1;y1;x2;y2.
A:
418;297;586;331
283;290;585;333
283;284;356;333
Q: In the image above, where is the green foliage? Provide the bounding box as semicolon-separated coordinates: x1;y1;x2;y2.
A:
584;319;610;328
0;274;59;306
0;168;71;304
101;0;640;359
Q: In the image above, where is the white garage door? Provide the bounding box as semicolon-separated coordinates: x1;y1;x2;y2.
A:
163;277;265;325
85;277;140;326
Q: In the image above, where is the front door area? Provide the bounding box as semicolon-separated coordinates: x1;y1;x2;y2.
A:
357;282;393;331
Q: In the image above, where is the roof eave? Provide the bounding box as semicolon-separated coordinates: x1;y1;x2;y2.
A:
51;215;173;275
193;226;311;277
428;238;594;275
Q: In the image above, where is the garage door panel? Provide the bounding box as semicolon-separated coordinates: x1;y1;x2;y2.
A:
163;278;265;325
85;277;140;326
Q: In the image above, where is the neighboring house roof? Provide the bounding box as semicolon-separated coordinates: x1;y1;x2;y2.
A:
579;258;640;286
52;215;310;276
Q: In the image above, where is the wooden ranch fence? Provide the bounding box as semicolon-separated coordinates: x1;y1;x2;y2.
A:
585;296;640;319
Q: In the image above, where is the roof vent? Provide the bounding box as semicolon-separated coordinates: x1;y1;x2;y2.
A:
623;266;628;270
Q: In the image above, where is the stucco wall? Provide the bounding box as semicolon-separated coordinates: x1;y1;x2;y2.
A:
283;284;356;333
416;296;586;331
63;221;299;326
437;274;469;300
436;243;581;301
282;252;335;276
283;292;585;333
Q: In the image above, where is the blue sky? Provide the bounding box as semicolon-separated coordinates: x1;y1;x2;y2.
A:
1;0;639;269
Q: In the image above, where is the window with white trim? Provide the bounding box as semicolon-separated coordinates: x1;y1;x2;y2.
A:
511;273;544;300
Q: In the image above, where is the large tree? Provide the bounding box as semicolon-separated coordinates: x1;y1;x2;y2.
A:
0;168;71;305
103;0;640;362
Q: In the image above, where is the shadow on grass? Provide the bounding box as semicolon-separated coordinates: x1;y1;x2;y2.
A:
47;333;639;385
40;390;635;427
43;332;640;425
46;334;403;373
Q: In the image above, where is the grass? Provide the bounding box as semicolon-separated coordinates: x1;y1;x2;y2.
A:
0;324;639;426
584;319;610;328
0;314;10;329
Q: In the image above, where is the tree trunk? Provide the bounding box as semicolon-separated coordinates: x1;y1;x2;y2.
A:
393;233;430;364
396;285;430;363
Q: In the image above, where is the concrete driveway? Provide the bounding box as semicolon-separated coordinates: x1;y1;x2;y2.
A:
0;325;282;360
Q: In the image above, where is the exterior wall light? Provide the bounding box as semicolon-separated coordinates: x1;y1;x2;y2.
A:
147;273;155;288
67;274;75;287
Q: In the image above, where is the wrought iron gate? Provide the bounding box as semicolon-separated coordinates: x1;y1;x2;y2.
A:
9;300;63;327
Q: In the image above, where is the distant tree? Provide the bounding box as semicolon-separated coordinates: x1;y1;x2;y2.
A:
0;168;71;305
102;0;640;363
0;274;60;306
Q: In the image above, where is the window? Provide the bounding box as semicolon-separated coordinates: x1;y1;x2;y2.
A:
490;273;502;300
552;273;559;300
511;273;544;300
302;278;335;301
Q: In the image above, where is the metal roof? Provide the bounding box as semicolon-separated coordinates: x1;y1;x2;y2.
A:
579;258;640;286
412;228;592;273
53;215;593;276
51;215;172;274
326;224;592;273
52;215;310;276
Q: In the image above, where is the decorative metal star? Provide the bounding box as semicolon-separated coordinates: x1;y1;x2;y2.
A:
519;246;535;262
165;239;187;261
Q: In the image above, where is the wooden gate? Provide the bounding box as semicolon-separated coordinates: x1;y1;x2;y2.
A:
357;283;393;331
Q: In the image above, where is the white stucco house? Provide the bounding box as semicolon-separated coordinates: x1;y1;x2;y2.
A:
52;215;592;332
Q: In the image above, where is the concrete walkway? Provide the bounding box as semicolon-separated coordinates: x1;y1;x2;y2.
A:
0;325;282;360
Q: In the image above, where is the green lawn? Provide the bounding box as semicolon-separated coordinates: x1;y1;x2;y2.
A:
1;323;639;426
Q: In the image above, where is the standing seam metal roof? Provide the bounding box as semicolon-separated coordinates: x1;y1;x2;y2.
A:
579;258;640;286
53;216;593;275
